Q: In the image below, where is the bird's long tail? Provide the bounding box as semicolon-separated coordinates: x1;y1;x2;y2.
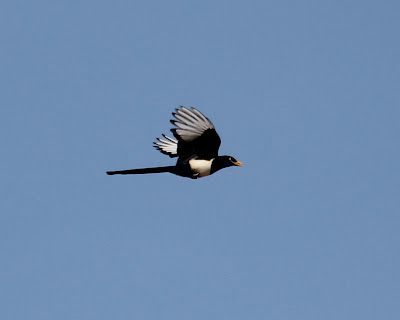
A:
106;166;175;175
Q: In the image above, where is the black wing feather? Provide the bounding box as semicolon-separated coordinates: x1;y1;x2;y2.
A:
155;107;221;163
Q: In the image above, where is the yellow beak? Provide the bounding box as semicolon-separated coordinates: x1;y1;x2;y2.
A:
233;161;243;167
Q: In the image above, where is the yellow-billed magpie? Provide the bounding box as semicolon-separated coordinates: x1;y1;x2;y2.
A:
106;106;242;179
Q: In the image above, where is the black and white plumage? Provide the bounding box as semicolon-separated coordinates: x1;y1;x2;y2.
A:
107;106;242;179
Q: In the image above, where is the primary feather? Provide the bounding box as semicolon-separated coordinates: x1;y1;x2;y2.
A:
170;107;215;142
154;107;221;161
153;134;178;157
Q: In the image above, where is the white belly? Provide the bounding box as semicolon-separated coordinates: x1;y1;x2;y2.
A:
189;159;213;178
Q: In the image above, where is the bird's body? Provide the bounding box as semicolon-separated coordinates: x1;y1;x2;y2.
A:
107;106;242;179
188;159;213;178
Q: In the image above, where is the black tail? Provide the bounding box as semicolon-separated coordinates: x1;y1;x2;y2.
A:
106;166;175;175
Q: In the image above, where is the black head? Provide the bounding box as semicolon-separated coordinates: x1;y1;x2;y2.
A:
211;155;243;174
225;156;243;167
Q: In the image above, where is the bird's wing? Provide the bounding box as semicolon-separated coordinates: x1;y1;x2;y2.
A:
170;107;221;161
153;134;178;158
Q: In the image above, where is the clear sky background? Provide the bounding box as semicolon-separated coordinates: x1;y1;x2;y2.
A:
1;1;399;319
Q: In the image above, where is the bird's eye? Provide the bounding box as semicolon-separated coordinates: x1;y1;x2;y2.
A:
230;157;236;162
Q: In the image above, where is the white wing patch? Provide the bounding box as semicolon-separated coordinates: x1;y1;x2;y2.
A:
154;134;178;157
172;107;215;142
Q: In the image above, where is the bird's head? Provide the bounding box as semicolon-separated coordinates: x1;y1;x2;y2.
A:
220;155;243;167
209;155;243;175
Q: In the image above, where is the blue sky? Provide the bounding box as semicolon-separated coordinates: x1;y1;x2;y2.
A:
1;1;399;319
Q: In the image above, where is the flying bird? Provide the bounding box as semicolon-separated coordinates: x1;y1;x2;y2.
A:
106;106;242;179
